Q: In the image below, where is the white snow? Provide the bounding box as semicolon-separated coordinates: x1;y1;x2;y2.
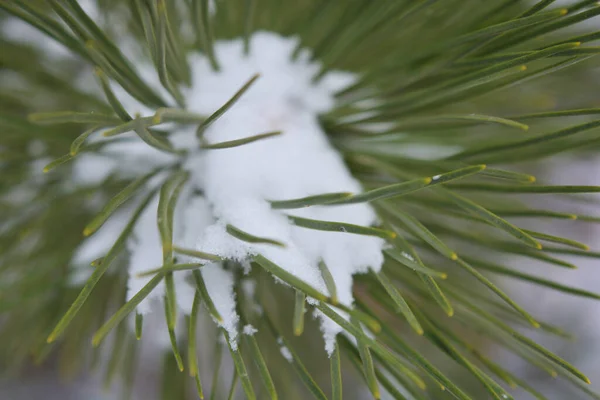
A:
279;345;293;363
69;31;386;354
68;209;130;286
186;32;385;355
202;263;240;349
126;195;165;314
243;324;258;336
277;337;294;362
241;278;257;299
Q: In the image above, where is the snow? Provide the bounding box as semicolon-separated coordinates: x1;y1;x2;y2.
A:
201;263;240;350
186;32;385;354
68;209;130;286
243;324;258;336
126;195;165;314
125;183;204;317
279;345;293;363
69;31;386;354
277;337;293;362
241;278;257;299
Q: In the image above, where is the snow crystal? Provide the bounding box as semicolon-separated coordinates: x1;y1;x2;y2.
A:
279;345;293;363
276;337;293;361
243;324;258;336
